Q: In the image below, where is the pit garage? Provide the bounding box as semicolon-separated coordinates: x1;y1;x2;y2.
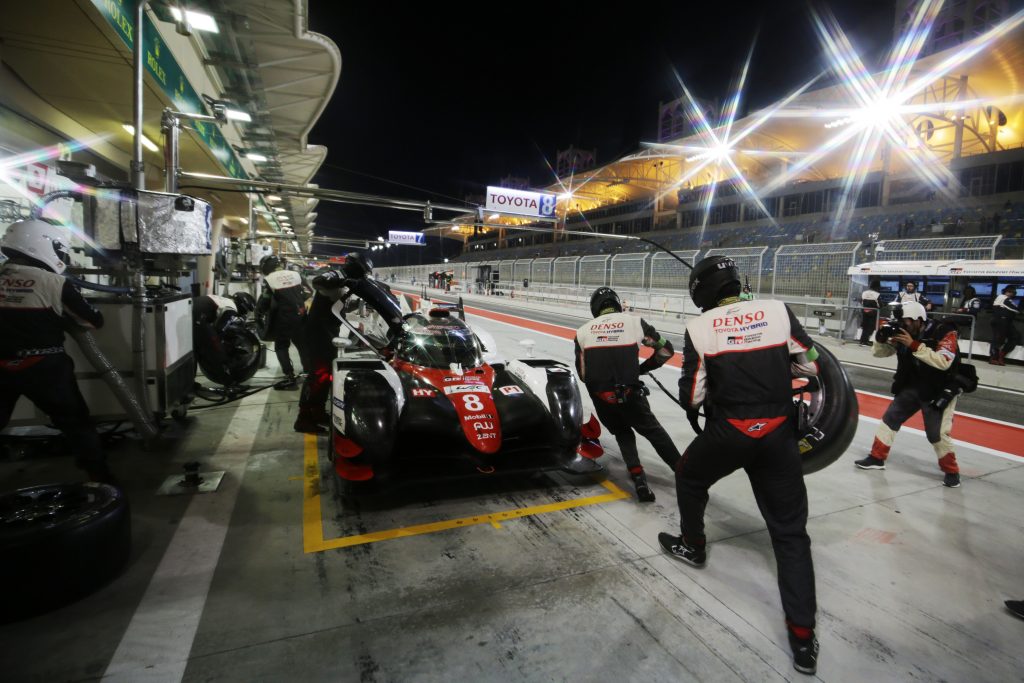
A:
3;277;1023;681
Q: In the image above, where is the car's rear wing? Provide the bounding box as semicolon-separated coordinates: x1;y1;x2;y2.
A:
426;296;466;320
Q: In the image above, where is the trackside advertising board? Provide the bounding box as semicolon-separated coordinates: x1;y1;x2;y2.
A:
388;230;426;246
485;187;557;218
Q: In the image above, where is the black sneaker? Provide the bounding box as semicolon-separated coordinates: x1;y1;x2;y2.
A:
855;455;886;470
276;374;298;389
789;633;819;675
658;532;706;567
632;472;656;502
1006;600;1024;620
943;472;961;488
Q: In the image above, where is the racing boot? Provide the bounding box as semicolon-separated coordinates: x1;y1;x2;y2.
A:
294;409;329;434
630;470;655;503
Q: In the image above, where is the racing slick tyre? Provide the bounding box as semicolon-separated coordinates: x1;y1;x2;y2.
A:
0;482;131;622
795;343;858;475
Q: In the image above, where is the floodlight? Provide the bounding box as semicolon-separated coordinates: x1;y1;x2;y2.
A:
169;7;219;33
122;124;158;152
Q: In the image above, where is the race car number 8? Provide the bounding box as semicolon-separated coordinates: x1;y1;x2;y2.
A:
462;394;484;411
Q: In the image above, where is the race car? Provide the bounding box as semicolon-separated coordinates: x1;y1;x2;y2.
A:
326;290;604;485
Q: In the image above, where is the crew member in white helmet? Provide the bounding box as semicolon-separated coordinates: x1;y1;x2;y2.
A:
259;254;308;385
0;220;112;482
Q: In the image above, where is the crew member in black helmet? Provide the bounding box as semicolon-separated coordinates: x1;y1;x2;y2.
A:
294;252;401;433
259;254;308;386
0;220;112;482
661;255;821;676
574;287;679;502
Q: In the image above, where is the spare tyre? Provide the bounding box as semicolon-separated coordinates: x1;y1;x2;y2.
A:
0;482;131;622
795;343;858;474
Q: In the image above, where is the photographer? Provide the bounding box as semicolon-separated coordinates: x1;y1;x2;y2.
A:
855;302;962;487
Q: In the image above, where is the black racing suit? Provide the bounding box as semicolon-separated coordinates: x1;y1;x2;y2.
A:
574;311;680;475
0;256;106;472
991;294;1020;359
296;272;406;427
859;288;880;344
677;297;819;635
260;269;308;376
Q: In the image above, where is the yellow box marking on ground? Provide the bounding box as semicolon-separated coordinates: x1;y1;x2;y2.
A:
302;434;629;553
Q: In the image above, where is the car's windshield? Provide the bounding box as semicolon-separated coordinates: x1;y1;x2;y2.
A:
396;315;483;369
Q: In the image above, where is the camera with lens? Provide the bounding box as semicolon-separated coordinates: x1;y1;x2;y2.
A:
875;320;904;343
930;387;960;411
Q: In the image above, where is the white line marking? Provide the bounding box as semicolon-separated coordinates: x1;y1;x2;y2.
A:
856;415;1022;463
103;389;272;682
854;388;1024;429
840;359;1024;396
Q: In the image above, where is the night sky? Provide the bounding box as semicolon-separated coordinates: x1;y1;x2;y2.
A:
307;1;895;263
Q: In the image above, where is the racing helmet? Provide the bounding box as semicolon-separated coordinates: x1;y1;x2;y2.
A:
341;252;373;280
259;254;282;276
589;287;622;317
0;219;70;274
231;291;257;316
900;301;927;321
689;255;740;311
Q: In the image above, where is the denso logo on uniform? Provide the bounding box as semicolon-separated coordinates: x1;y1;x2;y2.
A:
713;311;765;327
590;321;625;331
485;186;557;218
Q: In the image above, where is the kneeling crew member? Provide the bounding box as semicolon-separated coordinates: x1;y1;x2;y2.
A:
856;301;963;487
0;220;111;482
575;287;680;502
662;256;821;675
259;255;308;385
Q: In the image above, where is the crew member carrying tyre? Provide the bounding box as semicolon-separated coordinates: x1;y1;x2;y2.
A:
0;220;112;482
259;255;308;386
661;255;821;676
574;287;679;502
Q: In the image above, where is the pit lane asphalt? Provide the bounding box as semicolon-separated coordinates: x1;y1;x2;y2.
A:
423;291;1024;427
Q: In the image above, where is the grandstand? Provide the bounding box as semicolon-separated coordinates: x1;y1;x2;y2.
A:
389;8;1024;310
